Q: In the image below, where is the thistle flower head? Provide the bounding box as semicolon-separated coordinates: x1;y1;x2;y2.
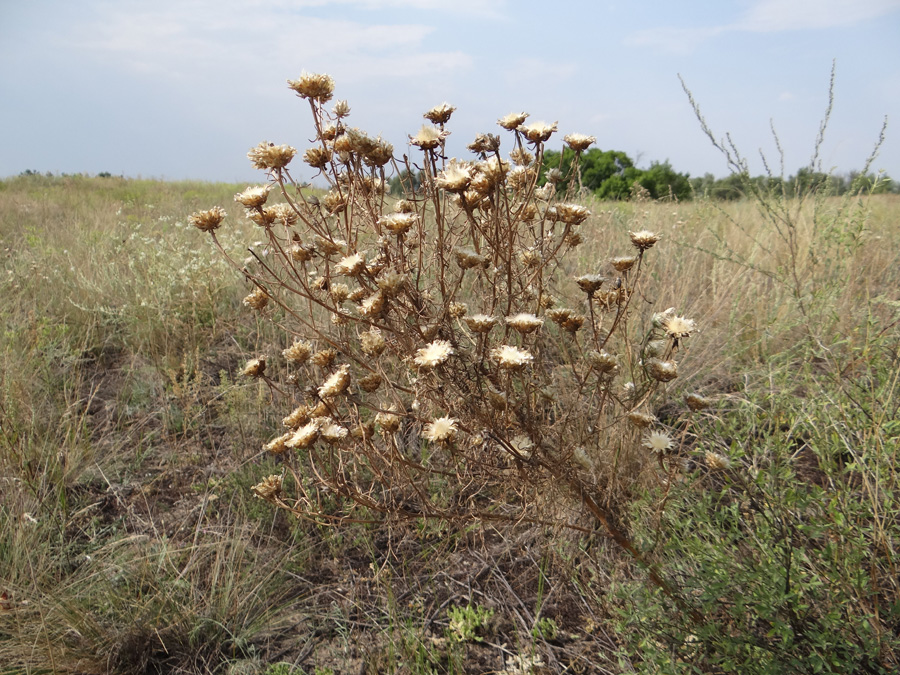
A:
519;121;558;144
685;393;713;411
357;291;385;317
318;364;351;399
575;274;607;295
491;345;533;370
319;419;349;443
610;255;638;272
242;357;266;378
247;141;297;171
364;137;394;168
243;287;269;310
424;102;456;125
264;432;293;455
335;252;366;276
643;430;674;454
424;416;458;443
587;350;618;374
508;147;534;166
463;314;498;333
505;313;543;334
376;270;406;295
646;358;678;382
251;474;283;502
414;340;454;369
360;328;387;356
662;314;696;340
453;247;487;270
467;133;501;154
497;112;529;131
358;373;382;392
410;125;447;150
303;146;332;170
332;99;351;117
379;212;417;235
629;229;661;251
311;348;337;368
564;133;596;152
705;451;732;470
435;159;473;192
234;186;270;208
287;421;320;449
287;72;335;103
547;202;590;225
448;302;468;319
375;407;402;434
283;340;313;364
283;404;312;429
628;411;657;428
189;206;226;232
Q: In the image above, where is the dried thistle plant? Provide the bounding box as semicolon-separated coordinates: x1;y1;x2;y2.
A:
192;73;705;615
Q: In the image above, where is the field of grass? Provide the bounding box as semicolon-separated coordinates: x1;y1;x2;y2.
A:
1;172;898;674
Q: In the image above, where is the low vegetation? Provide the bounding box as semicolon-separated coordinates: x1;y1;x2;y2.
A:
1;73;898;674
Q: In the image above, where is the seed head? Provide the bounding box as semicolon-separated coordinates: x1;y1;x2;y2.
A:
424;416;458;443
311;349;337;368
587;350;617;374
506;313;543;334
189;206;226;232
467;133;501;155
247;141;297;171
629;230;661;251
546;308;575;325
376;270;406;295
610;255;638;272
410;125;447;150
251;474;283;502
575;274;607;295
563;133;596;152
520;121;558;144
314;235;347;256
453;247;487;270
424;102;456;125
705;451;732;470
287;72;335;103
318;364;351;399
662;314;696;340
322;189;347;214
332;99;351;117
335;252;366;276
234;186;270;208
319;419;349;444
364;137;394;168
548;203;590;225
491;345;533;370
283;340;313;364
644;340;668;359
448;302;468;319
464;314;498;334
646;358;678;382
242;357;266;378
497;112;529;131
414;340;454;369
287;421;320;449
358;291;385;317
303;146;332;170
435;159;472;193
685;393;713;411
642;430;674;454
289;244;314;262
243;287;269;311
283;404;312;428
264;432;293;455
360;328;387;356
509;147;534;166
379;212;417;235
561;314;586;333
358;373;382;392
628;411;657;428
375;407;402;434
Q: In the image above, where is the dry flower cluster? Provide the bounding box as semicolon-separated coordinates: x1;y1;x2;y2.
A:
191;74;708;572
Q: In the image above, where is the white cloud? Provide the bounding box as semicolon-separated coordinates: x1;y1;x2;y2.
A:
502;57;577;87
626;0;900;52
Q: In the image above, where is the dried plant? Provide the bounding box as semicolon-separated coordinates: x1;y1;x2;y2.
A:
192;74;702;610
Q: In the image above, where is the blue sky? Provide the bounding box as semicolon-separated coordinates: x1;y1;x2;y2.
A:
1;0;898;184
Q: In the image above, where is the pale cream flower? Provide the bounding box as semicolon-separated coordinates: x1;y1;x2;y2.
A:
332;99;351;117
319;419;349;443
410;125;446;150
642;430;674;453
424;102;456;124
318;364;351;399
247;141;297;171
283;340;313;364
357;291;385;317
629;229;661;251
335;252;366;276
491;345;533;370
242;357;266;378
283;404;312;428
498;112;529;131
234;186;270;208
505;313;543;334
189;207;226;232
264;432;293;455
329;283;350;303
564;133;596;152
662;315;697;340
379;212;417;235
464;314;498;333
375;406;402;433
414;340;454;368
435;159;472;192
424;416;458;443
705;451;732;470
520;121;558;143
287;421;320;449
287;72;335;102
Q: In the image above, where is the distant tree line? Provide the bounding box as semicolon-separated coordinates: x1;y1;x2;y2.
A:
540;148;897;201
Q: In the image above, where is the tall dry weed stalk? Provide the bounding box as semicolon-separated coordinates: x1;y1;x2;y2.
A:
192;73;703;609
